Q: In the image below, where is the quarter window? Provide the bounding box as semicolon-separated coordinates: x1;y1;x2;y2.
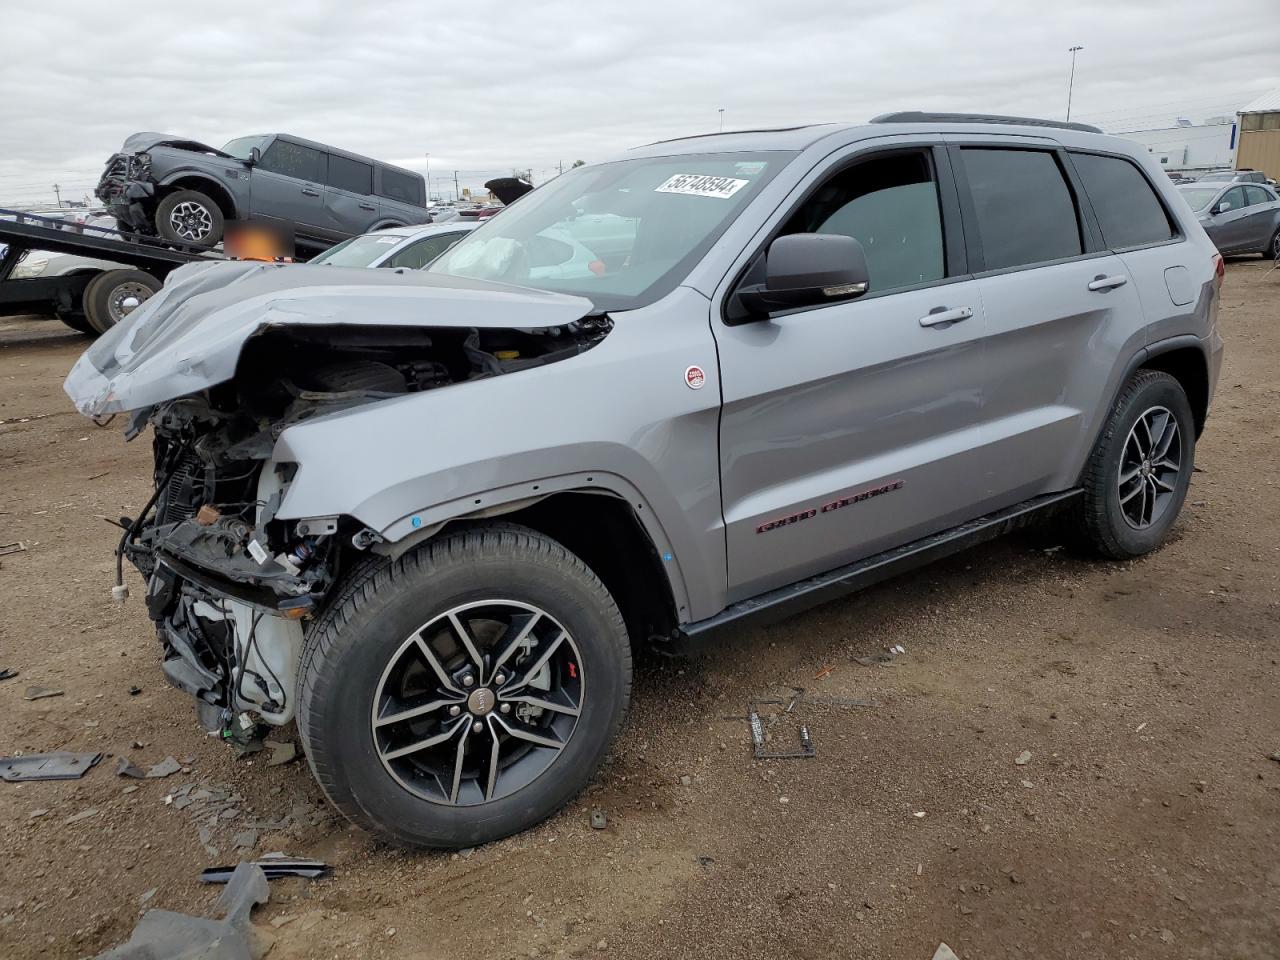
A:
327;155;373;195
960;148;1082;271
379;167;425;206
257;139;325;182
781;150;945;294
1071;152;1174;249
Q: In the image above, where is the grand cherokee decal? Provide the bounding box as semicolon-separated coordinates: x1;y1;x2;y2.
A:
755;480;904;534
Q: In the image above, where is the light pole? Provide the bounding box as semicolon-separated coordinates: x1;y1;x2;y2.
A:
718;108;725;132
424;153;431;202
1066;45;1083;122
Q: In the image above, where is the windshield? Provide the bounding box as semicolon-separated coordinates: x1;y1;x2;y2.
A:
1178;187;1221;211
1197;172;1233;182
222;135;270;161
310;232;409;267
427;151;789;310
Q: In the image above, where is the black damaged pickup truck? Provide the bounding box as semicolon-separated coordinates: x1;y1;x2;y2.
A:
95;132;428;252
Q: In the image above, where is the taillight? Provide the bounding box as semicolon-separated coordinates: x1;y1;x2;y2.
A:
1212;253;1225;289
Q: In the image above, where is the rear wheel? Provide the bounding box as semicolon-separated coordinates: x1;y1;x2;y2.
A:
1266;227;1280;260
155;189;224;247
298;524;632;848
82;269;161;334
1071;370;1195;558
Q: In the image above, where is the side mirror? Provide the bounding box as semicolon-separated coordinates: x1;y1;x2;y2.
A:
248;147;261;166
1213;200;1232;214
736;233;869;316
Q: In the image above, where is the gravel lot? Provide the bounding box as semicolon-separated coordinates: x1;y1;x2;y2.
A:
1;261;1277;960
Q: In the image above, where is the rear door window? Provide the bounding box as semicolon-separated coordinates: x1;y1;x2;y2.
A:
1243;185;1273;206
327;155;373;195
960;148;1082;271
258;139;325;182
1070;152;1174;249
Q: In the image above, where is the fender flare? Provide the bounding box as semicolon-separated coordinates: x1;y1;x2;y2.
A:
155;171;241;219
369;470;693;619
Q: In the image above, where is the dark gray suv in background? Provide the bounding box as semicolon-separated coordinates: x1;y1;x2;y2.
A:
69;112;1224;850
95;132;427;251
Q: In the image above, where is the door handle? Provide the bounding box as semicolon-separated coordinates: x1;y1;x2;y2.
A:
1088;274;1128;292
918;306;973;327
301;187;320;197
359;202;376;211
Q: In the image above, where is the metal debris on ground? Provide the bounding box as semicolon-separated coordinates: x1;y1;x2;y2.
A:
95;862;269;960
200;855;332;884
263;739;297;766
1;751;103;781
0;541;28;557
590;808;607;830
0;668;16;682
748;689;816;760
22;685;63;700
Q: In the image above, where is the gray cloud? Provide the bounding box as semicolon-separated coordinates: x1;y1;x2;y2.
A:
1;0;1276;205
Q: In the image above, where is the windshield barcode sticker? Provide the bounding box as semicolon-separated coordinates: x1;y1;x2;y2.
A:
655;174;749;199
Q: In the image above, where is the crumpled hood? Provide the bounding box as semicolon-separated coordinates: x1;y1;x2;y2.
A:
63;260;595;416
120;132;230;156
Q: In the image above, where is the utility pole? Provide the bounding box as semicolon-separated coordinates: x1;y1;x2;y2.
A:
1066;45;1083;122
53;183;61;206
718;108;725;132
453;170;460;201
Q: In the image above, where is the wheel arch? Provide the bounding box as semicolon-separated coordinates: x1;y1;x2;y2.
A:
365;482;683;645
157;174;239;220
1139;338;1210;437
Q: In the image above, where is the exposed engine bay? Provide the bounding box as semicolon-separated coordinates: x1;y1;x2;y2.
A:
121;318;610;742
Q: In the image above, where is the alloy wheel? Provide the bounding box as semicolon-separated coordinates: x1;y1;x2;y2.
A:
1118;405;1182;529
372;600;584;806
168;201;213;242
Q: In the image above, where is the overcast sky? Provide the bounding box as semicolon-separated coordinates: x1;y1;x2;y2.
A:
1;0;1277;206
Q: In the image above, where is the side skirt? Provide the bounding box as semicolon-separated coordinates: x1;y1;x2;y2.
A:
674;489;1082;646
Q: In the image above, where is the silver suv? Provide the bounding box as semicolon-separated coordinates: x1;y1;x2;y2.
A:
67;113;1224;849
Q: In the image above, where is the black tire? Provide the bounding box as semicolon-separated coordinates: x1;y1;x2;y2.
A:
1266;227;1280;260
298;523;632;849
1071;370;1195;559
55;309;94;335
154;189;224;247
82;269;162;334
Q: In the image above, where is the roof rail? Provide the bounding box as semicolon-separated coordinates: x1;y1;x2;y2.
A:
644;124;827;146
870;112;1103;134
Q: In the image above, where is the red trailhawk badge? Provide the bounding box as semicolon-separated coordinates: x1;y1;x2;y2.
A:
685;365;706;390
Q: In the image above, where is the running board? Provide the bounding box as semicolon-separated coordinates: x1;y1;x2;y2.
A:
678;489;1082;643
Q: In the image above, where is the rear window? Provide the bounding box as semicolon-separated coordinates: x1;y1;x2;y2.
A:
961;148;1082;271
327;154;373;194
379;168;424;206
1071;152;1174;249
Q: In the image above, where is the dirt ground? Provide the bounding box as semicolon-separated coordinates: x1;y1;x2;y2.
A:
1;261;1277;960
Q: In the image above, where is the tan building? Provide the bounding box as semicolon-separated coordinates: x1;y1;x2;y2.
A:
1236;88;1280;180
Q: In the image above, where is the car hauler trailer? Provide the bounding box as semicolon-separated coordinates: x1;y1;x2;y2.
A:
0;209;218;334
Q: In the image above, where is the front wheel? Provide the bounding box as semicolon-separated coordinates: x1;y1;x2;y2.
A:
155;189;224;247
297;524;632;848
1071;370;1195;559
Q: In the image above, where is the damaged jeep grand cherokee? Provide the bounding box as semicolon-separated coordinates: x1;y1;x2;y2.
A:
67;115;1224;849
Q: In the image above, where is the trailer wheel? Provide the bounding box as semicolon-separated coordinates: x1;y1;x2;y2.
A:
82;269;161;334
155;190;224;247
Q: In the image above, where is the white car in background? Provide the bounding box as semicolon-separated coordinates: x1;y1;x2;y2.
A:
310;220;614;280
309;222;475;269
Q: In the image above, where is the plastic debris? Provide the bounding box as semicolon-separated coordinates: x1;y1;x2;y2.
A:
264;740;297;766
146;756;182;779
1014;750;1032;766
590;809;608;830
116;757;147;778
933;944;961;960
0;668;16;682
1;751;102;782
199;855;331;884
22;685;63;701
